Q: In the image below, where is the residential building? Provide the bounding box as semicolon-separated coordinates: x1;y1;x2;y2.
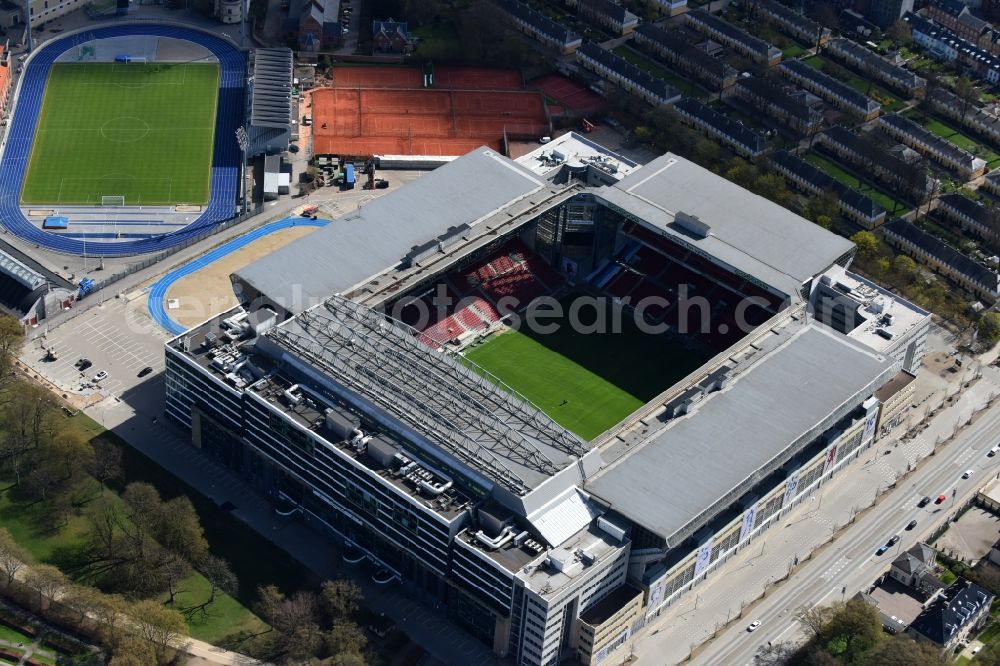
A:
825;38;927;98
684;9;782;65
577;586;644;666
577;43;682;106
731;76;824;134
905;12;1000;84
753;0;830;45
575;0;640;36
925;0;990;42
778;59;881;120
866;0;915;28
372;19;411;53
936;192;999;241
296;0;342;51
771;150;887;228
674;97;767;157
495;0;583;54
878;113;987;179
653;0;687;17
888;543;944;593
816;126;937;201
881;218;1000;301
0;0;87;29
875;369;918;435
215;0;242;24
908;580;993;651
926;87;1000;145
841;8;881;38
633;24;738;91
984;167;1000;196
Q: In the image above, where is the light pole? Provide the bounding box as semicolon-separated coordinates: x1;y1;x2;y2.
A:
235;126;249;215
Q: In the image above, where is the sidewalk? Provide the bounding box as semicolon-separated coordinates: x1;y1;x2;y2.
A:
631;369;1000;665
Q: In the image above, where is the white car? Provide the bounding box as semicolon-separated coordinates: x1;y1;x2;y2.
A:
989;445;999;457
747;620;761;632
92;370;108;383
962;469;975;479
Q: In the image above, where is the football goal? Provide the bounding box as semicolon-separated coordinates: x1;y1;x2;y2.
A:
101;195;126;207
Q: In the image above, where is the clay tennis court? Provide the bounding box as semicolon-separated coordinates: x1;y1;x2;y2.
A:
313;65;548;156
531;74;605;117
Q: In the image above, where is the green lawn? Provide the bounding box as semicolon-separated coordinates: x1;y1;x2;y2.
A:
905;111;1000;168
782;43;807;58
612;46;707;99
0;624;33;645
803;152;909;215
22;62;219;206
464;298;710;440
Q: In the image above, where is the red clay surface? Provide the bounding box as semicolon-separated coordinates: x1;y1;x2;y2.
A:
530;74;605;117
313;66;548;156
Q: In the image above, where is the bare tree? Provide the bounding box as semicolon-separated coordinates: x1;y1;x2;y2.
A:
0;528;30;587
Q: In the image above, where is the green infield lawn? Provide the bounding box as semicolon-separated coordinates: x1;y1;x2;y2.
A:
21;62;219;206
464;299;709;440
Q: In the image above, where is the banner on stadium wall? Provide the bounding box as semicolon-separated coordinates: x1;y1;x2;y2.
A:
739;501;758;543
862;412;878;444
783;469;800;507
822;443;839;475
694;538;714;576
648;580;664;610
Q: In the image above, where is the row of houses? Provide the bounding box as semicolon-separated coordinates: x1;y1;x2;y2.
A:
925;87;1000;146
878;113;988;179
751;0;830;46
566;0;640;37
824;38;927;98
984;168;1000;197
633;24;739;91
881;218;1000;301
905;12;1000;86
673;97;767;157
495;0;582;55
771;150;887;228
684;9;782;66
817;125;938;201
779;59;882;120
577;42;682;106
925;0;990;44
936;192;999;242
730;76;824;134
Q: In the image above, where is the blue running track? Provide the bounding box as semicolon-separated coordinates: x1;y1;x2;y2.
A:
0;25;245;257
147;217;329;335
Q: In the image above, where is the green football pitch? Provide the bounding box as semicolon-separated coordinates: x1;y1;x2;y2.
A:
464;299;710;441
21;62;220;206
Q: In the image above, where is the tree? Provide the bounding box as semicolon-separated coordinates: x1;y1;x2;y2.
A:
108;639;158;666
0;315;23;385
814;215;832;230
893;255;919;282
61;584;106;626
159;553;191;607
201;554;237;604
887;19;912;46
320;579;362;621
850;231;880;260
955;76;978;122
863;634;949;666
822;598;883;661
88;440;122;492
24;564;66;611
158;496;209;564
90;592;128;647
980;312;1000;345
325;622;367;658
0;528;31;587
127;599;186;664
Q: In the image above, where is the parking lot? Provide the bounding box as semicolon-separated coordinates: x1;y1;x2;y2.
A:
935;507;1000;565
22;295;169;401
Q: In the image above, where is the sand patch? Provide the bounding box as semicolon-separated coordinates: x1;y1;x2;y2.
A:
165;225;318;328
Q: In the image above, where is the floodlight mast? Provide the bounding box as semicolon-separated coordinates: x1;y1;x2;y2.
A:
23;0;32;51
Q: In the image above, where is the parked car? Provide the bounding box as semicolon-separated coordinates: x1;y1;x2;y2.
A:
887;535;900;546
905;519;917;530
137;366;153;378
746;620;761;632
76;358;92;371
917;496;931;508
92;370;108;383
989;445;999;457
962;469;975;479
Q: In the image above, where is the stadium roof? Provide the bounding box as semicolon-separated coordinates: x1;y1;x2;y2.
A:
266;295;589;496
595;154;855;296
250;48;293;129
234;147;546;313
585;324;894;546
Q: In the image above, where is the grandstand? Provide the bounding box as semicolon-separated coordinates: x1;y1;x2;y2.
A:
168;139;931;666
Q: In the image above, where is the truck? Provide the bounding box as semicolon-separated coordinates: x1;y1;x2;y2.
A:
344;163;356;190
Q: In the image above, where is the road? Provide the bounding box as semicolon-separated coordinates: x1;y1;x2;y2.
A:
693;402;1000;666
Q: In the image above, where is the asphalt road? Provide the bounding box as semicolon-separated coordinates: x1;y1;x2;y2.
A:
693;404;1000;666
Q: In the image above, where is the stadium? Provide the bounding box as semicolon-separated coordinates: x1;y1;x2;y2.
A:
164;134;932;666
0;24;250;256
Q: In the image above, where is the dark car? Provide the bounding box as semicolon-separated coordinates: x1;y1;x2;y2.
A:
887;534;900;546
375;178;389;189
137;366;153;378
288;143;300;153
905;519;917;530
917;496;931;508
75;358;91;370
876;544;889;556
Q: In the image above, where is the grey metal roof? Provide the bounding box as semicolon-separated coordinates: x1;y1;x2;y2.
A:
595;154;855;295
250;48;293;129
234;147;546;313
267;295;588;495
585;324;893;545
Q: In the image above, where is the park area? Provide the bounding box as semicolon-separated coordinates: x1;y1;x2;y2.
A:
21;62;219;206
463;297;709;440
311;65;549;156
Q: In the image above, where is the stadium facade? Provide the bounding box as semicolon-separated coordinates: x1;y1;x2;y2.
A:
165;135;930;666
